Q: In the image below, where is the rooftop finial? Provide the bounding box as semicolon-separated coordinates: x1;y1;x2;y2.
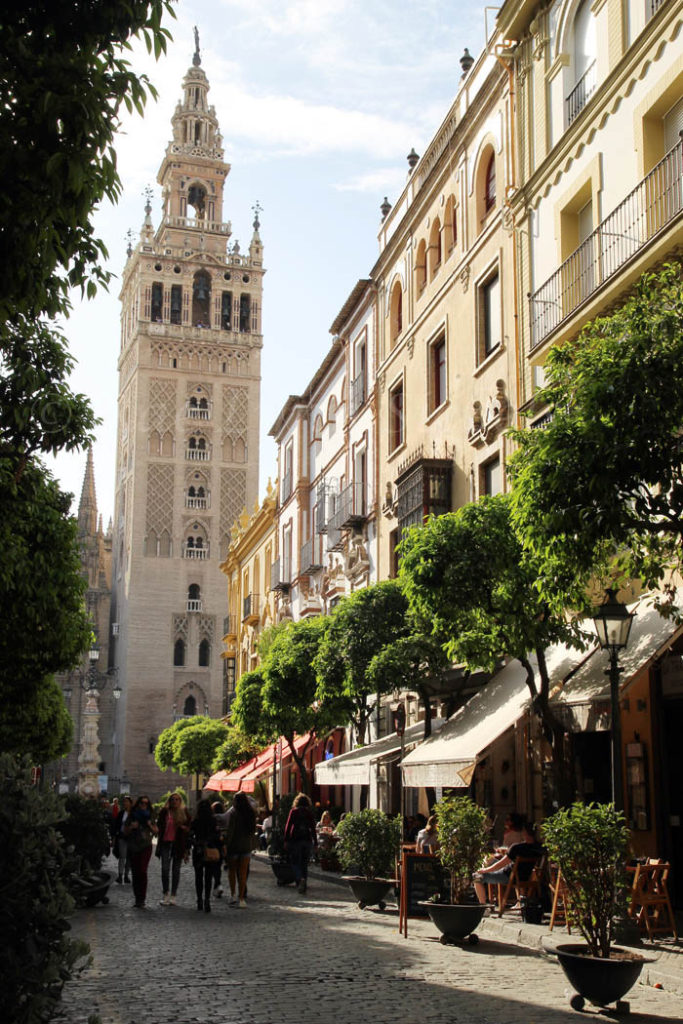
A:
125;228;134;258
143;184;153;216
193;25;201;66
252;200;262;232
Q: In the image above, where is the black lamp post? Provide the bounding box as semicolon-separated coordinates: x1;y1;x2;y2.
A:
592;588;634;811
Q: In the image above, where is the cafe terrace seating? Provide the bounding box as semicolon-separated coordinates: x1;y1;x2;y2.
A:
487;854;545;917
628;859;678;940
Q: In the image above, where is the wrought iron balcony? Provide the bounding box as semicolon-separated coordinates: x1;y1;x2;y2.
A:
270;557;291;592
566;61;597;128
242;593;260;623
530;137;683;352
327;482;367;533
300;535;324;574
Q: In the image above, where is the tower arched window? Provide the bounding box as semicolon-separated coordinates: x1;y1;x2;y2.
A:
173;638;185;666
187;583;202;612
184;694;197;716
192;270;211;326
199;639;211;667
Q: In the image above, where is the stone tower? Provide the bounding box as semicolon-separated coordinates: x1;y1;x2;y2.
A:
111;35;263;796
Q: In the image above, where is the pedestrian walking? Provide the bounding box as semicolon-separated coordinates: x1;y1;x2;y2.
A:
190;799;221;913
156;792;191;905
123;795;158;908
210;801;226;898
284;793;317;894
113;795;133;884
217;791;256;907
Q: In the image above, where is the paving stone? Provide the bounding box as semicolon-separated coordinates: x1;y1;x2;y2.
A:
53;854;682;1024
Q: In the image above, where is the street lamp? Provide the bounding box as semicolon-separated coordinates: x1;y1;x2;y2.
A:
592;588;634;811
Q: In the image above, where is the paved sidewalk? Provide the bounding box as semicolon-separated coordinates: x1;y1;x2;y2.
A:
54;854;682;1024
304;858;683;996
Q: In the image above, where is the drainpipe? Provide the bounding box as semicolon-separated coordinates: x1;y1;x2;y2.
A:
493;39;522;425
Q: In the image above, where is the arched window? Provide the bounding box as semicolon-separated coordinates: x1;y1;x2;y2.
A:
192;270;211;327
188;583;201;601
428;217;442;279
484;154;496;213
444;195;456;253
183;694;197;716
199;639;211;667
415;239;427;293
173;639;185;666
389;281;403;346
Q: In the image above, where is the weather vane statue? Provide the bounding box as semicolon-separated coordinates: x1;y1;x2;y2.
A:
193;25;201;66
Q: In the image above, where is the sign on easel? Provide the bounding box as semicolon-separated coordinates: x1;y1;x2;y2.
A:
399;851;447;938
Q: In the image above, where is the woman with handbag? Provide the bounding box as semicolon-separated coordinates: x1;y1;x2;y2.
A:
155;792;191;906
217;791;256;907
190;799;221;913
124;795;158;908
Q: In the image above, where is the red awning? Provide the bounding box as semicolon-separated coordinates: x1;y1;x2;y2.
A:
203;734;312;792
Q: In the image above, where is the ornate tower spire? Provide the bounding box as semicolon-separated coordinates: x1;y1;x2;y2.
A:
78;446;98;538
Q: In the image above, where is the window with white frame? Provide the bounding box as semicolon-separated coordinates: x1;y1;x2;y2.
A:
478;270;502;362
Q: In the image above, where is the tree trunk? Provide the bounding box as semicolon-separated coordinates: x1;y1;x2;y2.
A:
524;650;576;812
285;733;312;796
418;686;437;811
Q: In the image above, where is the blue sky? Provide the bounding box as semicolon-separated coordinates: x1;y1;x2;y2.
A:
51;0;489;520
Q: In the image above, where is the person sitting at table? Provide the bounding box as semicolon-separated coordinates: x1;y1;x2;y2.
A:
473;834;545;905
416;815;439;854
317;810;333;837
501;812;533;850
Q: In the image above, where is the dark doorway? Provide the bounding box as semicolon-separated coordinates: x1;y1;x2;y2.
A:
661;697;683;908
573;731;612;804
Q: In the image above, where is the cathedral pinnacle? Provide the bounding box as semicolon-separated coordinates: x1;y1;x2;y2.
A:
78;446;98;538
193;25;201;67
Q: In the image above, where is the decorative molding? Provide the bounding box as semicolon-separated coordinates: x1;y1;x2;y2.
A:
460;265;471;292
467;379;509;447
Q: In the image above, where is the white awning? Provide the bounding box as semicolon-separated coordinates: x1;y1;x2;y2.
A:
314;719;444;787
401;641;588;789
551;589;683;729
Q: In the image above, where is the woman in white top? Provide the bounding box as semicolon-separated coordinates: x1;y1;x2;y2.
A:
416;815;439;854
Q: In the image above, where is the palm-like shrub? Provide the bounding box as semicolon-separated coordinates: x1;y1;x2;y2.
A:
335;808;401;879
435;794;489;903
542;802;629;958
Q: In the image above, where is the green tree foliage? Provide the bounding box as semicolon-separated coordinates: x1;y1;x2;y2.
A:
57;794;111;873
315;581;411;744
0;674;73;763
509;264;683;610
435;794;489;904
0;755;89;1024
0;1;175;323
367;631;451;739
542;803;629;958
154;717;228;778
231;669;278;748
399;495;589;806
335;809;402;880
211;725;260;774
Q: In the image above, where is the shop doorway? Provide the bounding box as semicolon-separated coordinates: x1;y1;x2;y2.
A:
661;696;683;908
573;731;612;804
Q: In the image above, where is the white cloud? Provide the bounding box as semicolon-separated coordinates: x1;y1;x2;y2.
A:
333;167;408;194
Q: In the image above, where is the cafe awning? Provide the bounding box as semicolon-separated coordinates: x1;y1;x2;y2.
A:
204;734;312;792
401;641;588;789
314;720;444;787
551;589;683;730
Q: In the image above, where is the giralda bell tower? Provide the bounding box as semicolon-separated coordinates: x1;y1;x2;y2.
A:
111;33;263;795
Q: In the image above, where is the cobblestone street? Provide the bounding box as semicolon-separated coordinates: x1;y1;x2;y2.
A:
55;855;682;1024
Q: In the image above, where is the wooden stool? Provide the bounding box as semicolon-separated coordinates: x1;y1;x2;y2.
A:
488;856;544;917
548;864;572;933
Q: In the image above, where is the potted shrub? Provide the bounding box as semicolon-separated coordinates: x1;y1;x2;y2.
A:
423;794;490;944
542;802;650;1012
336;808;401;910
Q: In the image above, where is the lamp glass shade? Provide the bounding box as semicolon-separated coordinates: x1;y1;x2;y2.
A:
593;589;634;652
112;683;122;700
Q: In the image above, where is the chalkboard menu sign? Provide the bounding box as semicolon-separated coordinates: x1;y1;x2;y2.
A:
399;853;448;937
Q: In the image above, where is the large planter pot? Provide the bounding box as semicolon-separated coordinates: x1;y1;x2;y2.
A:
555;943;649;1011
71;870;111;907
343;876;396;910
420;901;486;945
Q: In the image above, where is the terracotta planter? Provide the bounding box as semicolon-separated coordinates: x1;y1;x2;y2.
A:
555;943;650;1011
343;876;396;910
420;901;486;945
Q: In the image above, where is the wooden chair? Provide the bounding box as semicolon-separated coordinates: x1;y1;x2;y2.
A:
628;859;678;940
488;855;544;917
548;864;572;933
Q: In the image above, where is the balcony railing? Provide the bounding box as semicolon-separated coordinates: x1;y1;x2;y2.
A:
163;214;231;235
270;557;291;591
243;593;259;622
186;496;208;510
350;372;367;416
327;481;367;533
530;137;683;351
183;544;209;560
566;60;597;128
186;405;210;420
186;448;210;461
300;535;324;573
223;615;236;636
187;599;202;613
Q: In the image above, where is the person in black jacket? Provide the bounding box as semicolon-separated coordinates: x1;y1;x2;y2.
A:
284;793;317;894
190;800;221;913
